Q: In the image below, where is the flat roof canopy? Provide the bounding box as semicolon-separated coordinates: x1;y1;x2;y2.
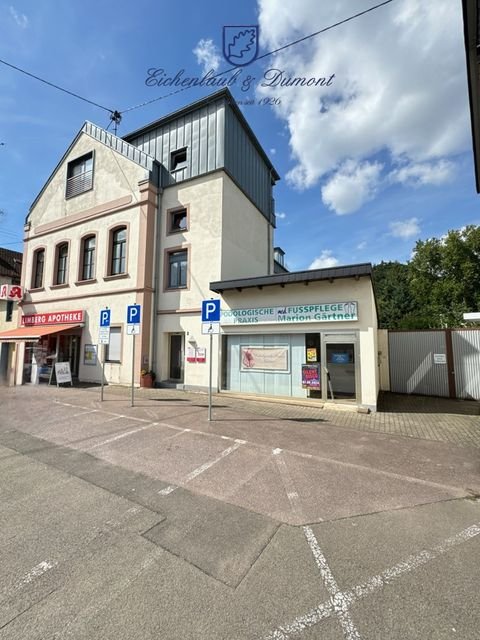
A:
0;323;83;342
210;263;373;293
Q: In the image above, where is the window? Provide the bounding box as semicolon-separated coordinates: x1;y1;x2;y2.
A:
105;327;121;362
170;148;187;172
66;152;93;198
6;301;13;322
81;235;96;281
110;227;127;275
55;243;69;285
168;208;188;233
32;249;45;289
167;249;188;289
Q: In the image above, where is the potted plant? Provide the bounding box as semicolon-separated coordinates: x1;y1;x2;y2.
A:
140;369;156;388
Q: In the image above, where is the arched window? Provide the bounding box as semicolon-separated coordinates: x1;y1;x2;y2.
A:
55;243;68;285
32;248;45;289
81;235;96;281
110;226;127;275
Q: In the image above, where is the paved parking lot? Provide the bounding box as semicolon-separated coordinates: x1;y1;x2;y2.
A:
1;385;479;639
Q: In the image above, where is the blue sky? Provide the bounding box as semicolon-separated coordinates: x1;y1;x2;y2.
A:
1;0;479;271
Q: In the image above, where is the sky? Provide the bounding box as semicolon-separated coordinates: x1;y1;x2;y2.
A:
0;0;479;271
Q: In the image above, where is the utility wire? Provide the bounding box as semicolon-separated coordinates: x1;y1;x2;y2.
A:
0;58;115;114
122;0;395;114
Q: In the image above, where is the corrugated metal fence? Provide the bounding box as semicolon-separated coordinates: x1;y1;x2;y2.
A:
388;329;480;399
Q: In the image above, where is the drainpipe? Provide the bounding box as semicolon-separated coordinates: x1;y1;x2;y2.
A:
150;187;162;375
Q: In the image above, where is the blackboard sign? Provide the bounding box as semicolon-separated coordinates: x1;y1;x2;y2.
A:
302;363;321;390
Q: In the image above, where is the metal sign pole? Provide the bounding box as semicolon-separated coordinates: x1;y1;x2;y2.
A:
208;331;213;421
131;333;135;407
101;344;106;401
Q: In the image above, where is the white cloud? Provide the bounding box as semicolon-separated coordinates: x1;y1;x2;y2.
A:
193;38;221;75
9;5;28;27
309;250;339;269
257;0;469;208
270;147;277;155
276;211;287;219
321;160;383;215
357;241;367;250
390;217;421;239
390;160;455;187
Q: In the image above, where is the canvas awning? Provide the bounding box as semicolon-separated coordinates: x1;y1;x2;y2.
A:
0;324;83;342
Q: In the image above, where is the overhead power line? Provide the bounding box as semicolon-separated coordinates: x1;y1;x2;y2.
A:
122;0;395;114
0;0;395;125
0;58;115;114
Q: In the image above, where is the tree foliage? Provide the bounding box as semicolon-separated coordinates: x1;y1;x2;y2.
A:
373;225;480;329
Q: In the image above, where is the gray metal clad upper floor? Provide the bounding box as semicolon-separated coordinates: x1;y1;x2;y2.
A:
123;89;280;223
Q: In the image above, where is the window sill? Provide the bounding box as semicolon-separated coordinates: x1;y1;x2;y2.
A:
167;229;188;235
165;286;188;292
103;273;130;282
50;283;70;290
74;279;97;286
105;360;121;364
29;287;45;293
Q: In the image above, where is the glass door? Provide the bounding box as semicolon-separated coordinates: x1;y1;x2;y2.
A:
322;335;358;401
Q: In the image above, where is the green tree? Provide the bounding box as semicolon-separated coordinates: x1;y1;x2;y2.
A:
408;225;480;327
373;261;419;329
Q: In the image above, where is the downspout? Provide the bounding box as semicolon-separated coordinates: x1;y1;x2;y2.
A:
150;186;163;375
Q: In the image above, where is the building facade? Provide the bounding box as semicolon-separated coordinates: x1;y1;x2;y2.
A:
0;89;380;410
0;248;22;384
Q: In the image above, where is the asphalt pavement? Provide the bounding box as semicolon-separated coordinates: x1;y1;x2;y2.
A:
0;384;479;639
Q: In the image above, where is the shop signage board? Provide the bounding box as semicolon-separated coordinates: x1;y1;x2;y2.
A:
22;310;85;326
0;284;23;301
221;301;358;325
54;362;72;386
302;363;321;390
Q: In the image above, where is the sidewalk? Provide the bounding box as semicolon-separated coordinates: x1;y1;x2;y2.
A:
99;386;480;449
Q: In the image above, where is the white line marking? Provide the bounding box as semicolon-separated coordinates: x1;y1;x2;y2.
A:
103;415;124;423
264;522;480;639
273;451;305;521
158;441;243;496
303;526;361;640
16;560;57;590
86;422;158;450
72;409;98;417
52;401;467;495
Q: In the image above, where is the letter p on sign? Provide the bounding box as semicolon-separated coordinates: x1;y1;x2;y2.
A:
202;299;220;322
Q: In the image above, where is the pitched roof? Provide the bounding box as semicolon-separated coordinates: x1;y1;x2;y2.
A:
26;122;160;220
0;247;22;280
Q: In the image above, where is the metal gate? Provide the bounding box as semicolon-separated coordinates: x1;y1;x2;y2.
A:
389;331;450;397
452;330;480;399
388;329;480;399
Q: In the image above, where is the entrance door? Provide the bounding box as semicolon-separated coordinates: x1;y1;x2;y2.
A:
169;334;184;381
322;336;358;401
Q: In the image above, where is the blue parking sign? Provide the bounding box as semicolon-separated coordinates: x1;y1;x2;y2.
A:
202;299;220;322
127;304;141;324
99;309;111;327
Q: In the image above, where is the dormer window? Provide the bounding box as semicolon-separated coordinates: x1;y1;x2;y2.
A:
66;152;94;198
170;148;187;172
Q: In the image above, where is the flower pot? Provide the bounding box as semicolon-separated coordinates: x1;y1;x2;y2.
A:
140;374;154;388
